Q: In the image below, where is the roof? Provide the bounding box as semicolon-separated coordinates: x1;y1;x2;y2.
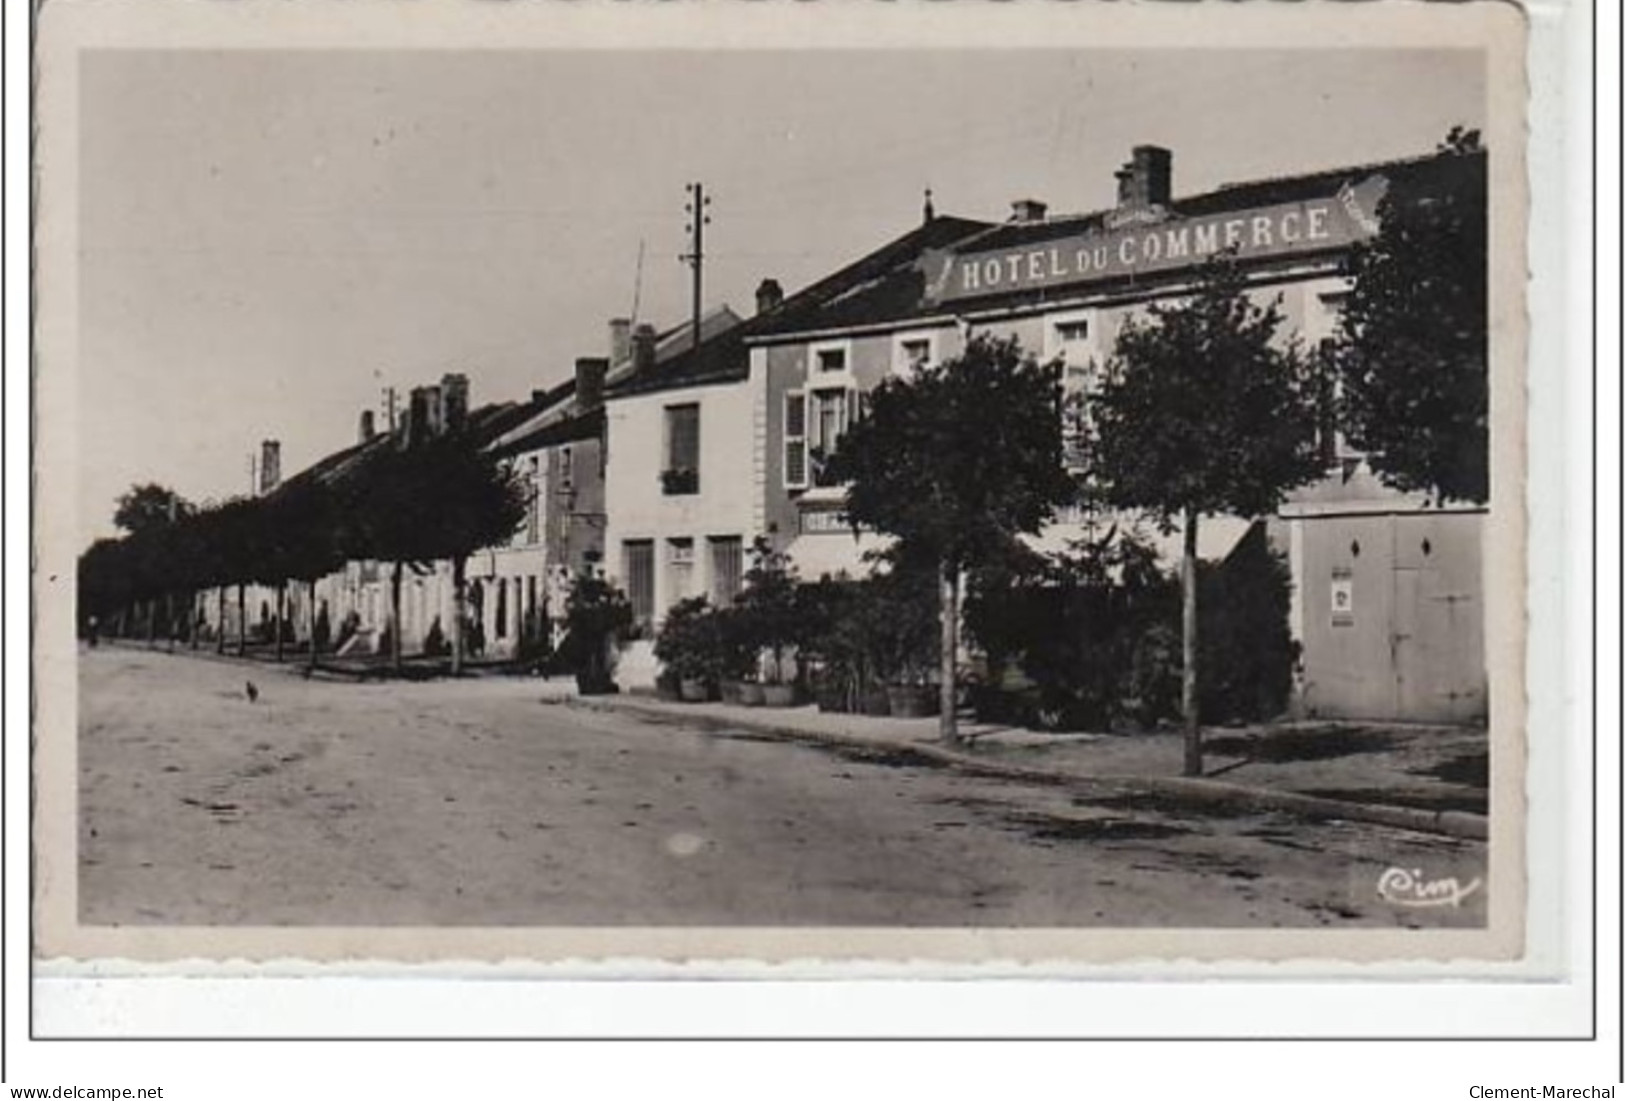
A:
490;406;605;459
607;215;993;397
747;148;1485;336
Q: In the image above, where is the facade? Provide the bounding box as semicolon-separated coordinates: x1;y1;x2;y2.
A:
740;144;1487;722
184;142;1485;722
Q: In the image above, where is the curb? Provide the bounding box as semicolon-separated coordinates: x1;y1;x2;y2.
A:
563;696;1488;842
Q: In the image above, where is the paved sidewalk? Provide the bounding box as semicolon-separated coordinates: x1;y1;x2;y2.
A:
563;692;1489;840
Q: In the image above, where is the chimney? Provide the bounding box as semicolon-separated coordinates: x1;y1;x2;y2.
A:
1116;145;1172;209
608;318;633;366
441;373;469;432
403;386;430;447
1010;198;1048;224
575;356;609;413
423;385;445;437
755;278;784;316
358;409;376;444
259;440;281;494
631;323;658;373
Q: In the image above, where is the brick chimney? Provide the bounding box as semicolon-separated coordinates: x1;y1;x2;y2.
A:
358;409;376;444
608;318;633;366
631;323;658;374
403;386;431;447
1010;198;1048;224
441;373;469;432
259;440;281;494
1115;145;1172;209
575;357;608;413
755;278;784;316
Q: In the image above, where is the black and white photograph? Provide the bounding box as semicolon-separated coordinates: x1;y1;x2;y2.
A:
34;1;1530;971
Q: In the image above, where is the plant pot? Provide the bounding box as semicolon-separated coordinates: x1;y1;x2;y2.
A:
719;680;744;705
738;681;765;707
861;687;892;717
886;684;938;718
761;683;796;708
679;677;710;703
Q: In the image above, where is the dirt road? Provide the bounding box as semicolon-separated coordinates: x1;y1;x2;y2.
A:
77;648;1486;927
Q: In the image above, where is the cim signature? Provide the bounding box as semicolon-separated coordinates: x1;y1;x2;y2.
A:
1376;866;1484;909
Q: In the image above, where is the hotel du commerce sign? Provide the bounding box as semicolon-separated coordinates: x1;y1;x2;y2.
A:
921;174;1390;305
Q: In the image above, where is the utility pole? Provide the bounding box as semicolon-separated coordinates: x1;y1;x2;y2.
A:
681;182;710;351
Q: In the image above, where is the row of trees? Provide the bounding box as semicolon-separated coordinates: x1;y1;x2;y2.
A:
829;132;1486;773
79;431;528;676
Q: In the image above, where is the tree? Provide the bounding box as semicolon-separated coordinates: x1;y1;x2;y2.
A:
824;333;1075;744
255;483;351;669
113;483;195;536
1086;255;1322;776
1338;128;1488;504
350;432;527;675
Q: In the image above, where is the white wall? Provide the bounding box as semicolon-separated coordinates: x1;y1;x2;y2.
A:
603;376;762;626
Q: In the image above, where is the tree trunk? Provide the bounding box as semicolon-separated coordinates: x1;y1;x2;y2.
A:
307;579;319;673
274;583;286;662
188;590;199;649
164;592;176;652
236;583;247;656
216;588;226;655
390;561;404;675
451;557;467;677
938;558;960;745
1181;507;1202;778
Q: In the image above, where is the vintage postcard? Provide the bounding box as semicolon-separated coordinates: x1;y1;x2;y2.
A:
34;0;1531;971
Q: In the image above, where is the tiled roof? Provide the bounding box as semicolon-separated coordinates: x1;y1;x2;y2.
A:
749;149;1484;334
489;406;605;458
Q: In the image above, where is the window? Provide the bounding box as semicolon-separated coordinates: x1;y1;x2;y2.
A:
788;386;861;489
1045;310;1098;382
708;536;743;606
623;540;655;630
893;333;935;377
662;404;700;495
784;391;808;489
809;387;858;487
559;446;574;492
808;339;854;380
524;456;541;544
494;578;509;640
667;538;694;604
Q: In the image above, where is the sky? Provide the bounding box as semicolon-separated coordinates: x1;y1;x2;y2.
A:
76;47;1485;539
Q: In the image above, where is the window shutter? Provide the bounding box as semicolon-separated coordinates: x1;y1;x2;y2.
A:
784;390;808;489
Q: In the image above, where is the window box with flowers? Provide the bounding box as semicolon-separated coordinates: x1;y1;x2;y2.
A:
660;467;700;496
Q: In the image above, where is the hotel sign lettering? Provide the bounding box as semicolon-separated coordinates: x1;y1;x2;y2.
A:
922;175;1389;305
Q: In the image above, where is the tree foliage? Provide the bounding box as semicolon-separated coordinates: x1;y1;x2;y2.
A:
1087;256;1323;525
826;334;1074;571
113;483;196;536
1337;128;1488;503
1085;254;1320;775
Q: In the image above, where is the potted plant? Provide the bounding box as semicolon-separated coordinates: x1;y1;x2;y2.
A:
562;571;634;696
713;604;758;705
736;538;801;707
654;596;720;703
869;564;940;718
